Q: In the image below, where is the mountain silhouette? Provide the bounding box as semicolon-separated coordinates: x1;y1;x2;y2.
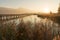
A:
0;7;36;14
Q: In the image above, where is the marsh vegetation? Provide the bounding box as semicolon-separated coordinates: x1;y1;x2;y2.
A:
0;15;60;40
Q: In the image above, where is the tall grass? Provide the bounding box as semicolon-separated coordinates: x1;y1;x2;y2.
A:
0;16;60;40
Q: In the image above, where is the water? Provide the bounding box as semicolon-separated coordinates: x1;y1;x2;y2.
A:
23;15;59;35
0;15;60;40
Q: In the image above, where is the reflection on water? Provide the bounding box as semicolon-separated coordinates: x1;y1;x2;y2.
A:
23;15;59;34
1;15;59;27
23;15;58;28
0;15;60;40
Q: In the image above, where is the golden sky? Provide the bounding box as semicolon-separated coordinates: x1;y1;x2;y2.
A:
0;0;60;13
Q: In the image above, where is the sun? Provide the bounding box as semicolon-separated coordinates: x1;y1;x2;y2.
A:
43;7;50;13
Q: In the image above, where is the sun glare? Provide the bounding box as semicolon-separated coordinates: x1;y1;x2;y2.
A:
43;7;50;13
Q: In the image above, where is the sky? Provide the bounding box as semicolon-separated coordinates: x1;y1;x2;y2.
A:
0;0;60;13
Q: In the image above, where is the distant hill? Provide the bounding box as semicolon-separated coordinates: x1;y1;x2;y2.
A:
0;7;36;14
